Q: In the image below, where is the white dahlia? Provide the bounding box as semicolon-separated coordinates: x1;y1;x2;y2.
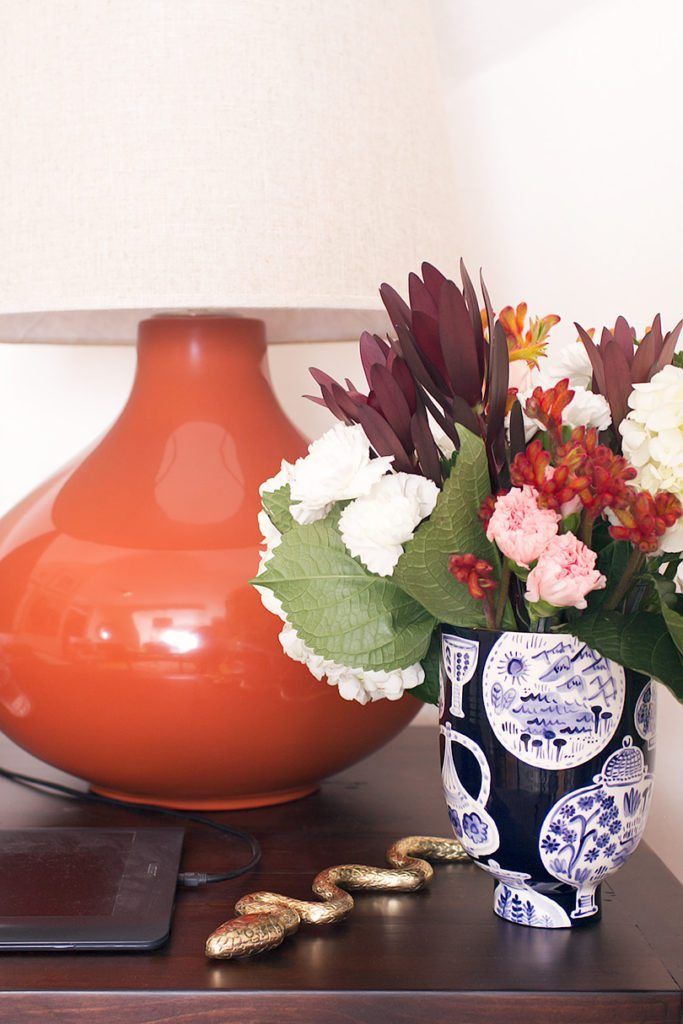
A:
620;364;683;552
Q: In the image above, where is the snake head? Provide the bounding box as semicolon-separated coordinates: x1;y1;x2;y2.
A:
205;912;286;959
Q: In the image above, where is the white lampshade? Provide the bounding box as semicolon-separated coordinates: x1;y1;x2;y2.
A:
0;0;457;344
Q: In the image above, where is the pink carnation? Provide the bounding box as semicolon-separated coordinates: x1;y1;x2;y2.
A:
486;486;560;568
525;533;606;610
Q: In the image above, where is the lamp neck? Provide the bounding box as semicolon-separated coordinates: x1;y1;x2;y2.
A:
130;315;268;414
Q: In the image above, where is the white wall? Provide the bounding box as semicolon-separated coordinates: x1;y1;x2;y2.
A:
0;0;680;881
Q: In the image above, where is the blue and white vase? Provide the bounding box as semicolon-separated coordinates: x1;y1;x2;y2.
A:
439;625;656;929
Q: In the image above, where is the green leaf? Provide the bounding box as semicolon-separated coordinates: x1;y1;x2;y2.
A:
411;628;441;706
587;541;632;612
254;511;436;671
653;577;683;658
393;428;515;629
561;610;683;702
261;484;295;534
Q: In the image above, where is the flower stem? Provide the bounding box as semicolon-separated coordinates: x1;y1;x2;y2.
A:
483;591;497;630
603;547;645;612
580;510;595;547
494;561;512;629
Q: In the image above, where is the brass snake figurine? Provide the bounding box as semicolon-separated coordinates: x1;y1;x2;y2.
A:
205;835;467;959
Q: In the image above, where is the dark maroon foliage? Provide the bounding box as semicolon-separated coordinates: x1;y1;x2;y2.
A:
308;261;516;488
575;314;683;431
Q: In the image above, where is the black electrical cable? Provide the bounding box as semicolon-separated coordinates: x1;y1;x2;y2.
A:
0;765;261;888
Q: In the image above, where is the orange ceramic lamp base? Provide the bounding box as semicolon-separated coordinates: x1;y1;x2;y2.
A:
0;316;416;809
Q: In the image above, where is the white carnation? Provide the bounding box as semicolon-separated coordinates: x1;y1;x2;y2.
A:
326;661;424;705
620;364;683;552
278;622;335;680
259;459;294;497
563;386;612;431
339;473;439;576
288;423;393;525
278;622;424;704
544;340;593;389
254;509;286;619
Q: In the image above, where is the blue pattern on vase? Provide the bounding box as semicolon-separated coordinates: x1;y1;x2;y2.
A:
441;721;500;857
539;737;653;919
438;625;655;930
634;679;657;750
481;633;625;770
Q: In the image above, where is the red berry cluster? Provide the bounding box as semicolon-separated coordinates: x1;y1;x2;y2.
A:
448;553;497;601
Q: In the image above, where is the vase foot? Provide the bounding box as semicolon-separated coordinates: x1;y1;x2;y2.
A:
493;882;574;929
90;783;319;811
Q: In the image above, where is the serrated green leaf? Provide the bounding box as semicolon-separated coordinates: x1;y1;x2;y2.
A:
254;512;436;671
393;428;514;629
561;610;683;702
411;628;441;706
261;484;295;534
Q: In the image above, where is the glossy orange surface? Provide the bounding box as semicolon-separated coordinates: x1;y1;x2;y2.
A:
0;316;417;808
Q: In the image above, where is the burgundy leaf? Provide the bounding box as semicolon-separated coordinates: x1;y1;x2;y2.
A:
575;323;607;396
309;366;339;390
486;322;510;471
328;381;366;423
369;363;413;449
508;399;527;461
450;395;482;436
355;403;414;474
308;369;350;422
359;331;390;385
390;355;418;413
380;282;412;333
460;259;486;378
438;279;482;407
421;262;448;303
395;321;451;407
650;313;664;359
408;272;437;318
480;271;496;402
410;404;442;486
412;309;448;382
480;272;496;343
631;325;657;384
613;315;635;367
652;320;683;376
602;339;632;427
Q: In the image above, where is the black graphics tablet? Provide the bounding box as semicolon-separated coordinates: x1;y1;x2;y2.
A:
0;828;184;951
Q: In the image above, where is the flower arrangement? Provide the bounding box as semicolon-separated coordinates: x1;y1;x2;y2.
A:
253;261;683;707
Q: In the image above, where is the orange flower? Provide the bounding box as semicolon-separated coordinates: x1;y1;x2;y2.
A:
494;303;560;368
524;378;574;442
609;489;683;552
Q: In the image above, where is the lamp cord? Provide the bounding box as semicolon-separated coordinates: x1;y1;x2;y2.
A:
0;765;261;888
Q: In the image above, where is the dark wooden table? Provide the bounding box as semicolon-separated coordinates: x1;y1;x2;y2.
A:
0;727;680;1024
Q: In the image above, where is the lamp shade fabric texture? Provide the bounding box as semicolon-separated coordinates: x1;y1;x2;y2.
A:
0;0;458;342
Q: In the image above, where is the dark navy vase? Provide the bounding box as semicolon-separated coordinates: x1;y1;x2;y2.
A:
439;625;656;928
